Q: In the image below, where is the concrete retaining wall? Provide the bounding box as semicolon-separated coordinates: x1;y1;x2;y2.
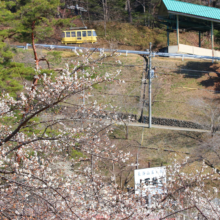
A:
168;45;178;54
168;44;220;57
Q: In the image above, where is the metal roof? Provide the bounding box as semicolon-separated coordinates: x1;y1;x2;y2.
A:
162;0;220;22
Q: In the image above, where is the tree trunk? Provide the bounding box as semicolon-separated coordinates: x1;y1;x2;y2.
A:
102;0;108;36
57;6;61;18
147;2;150;27
23;20;41;116
126;0;132;23
125;124;128;139
86;0;90;23
62;8;66;18
31;21;39;71
120;174;122;188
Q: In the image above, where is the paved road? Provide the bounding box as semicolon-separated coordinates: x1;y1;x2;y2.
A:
115;122;210;133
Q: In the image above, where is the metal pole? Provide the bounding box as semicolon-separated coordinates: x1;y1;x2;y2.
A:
211;21;214;58
136;151;139;170
199;31;201;47
176;15;179;50
149;43;152;128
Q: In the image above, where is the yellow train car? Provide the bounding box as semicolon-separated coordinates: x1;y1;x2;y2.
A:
61;29;97;45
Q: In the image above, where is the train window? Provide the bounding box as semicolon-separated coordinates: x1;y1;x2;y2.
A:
88;31;91;36
62;32;65;38
82;31;86;37
77;32;81;37
71;32;76;37
66;32;70;37
93;31;97;36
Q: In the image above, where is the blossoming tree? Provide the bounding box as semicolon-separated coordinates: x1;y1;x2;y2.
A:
0;48;219;219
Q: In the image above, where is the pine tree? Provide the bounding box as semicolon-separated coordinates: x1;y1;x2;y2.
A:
0;1;62;95
0;0;62;70
13;0;60;69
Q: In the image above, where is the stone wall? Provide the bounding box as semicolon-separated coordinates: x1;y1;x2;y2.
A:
142;116;208;130
107;113;207;130
57;105;209;130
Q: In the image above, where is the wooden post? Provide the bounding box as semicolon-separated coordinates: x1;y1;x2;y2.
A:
167;26;169;46
211;21;214;57
176;15;179;50
199;31;201;47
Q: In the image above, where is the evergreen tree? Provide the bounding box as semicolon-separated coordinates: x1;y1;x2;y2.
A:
0;1;17;42
0;42;13;64
12;0;60;69
0;1;63;95
0;0;69;70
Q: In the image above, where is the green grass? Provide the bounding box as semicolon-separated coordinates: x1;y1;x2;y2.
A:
70;149;85;159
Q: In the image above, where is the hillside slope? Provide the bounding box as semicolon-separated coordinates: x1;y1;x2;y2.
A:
87;21;220;51
10;19;220;52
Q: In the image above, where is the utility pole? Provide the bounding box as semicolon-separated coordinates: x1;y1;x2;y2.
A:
140;60;148;122
137;44;153;169
148;43;152;128
140;42;153;129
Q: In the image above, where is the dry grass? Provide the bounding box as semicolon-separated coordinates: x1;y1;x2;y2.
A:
86;54;220;124
13;47;220;190
110;125;215;187
151;57;220;121
86;21;220;51
13;48;220;124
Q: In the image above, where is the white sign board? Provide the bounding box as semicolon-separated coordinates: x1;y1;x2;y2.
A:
134;166;166;196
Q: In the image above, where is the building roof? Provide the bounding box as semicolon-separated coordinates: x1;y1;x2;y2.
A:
158;0;220;32
162;0;220;23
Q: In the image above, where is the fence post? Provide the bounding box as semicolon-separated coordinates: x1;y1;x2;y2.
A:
149;43;152;128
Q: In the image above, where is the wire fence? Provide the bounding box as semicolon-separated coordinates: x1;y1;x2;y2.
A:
17;43;220;61
15;43;220;123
